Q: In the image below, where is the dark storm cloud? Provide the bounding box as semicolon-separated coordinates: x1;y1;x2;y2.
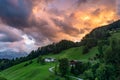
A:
0;33;21;42
74;0;115;9
0;0;32;28
117;0;120;15
52;18;80;36
75;0;87;6
92;8;101;15
24;19;59;44
0;24;23;42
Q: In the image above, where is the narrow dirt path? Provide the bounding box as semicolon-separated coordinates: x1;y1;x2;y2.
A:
49;66;83;80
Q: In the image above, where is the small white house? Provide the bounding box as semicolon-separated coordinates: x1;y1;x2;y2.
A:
44;58;56;62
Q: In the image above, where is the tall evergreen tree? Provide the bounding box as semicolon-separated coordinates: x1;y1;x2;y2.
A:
59;58;69;76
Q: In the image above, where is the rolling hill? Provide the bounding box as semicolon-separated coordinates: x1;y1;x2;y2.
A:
0;46;98;80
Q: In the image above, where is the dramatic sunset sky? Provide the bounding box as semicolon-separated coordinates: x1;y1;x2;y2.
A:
0;0;119;53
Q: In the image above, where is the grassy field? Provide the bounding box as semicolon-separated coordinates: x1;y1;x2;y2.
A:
111;32;120;39
0;46;98;80
0;59;55;80
44;46;98;62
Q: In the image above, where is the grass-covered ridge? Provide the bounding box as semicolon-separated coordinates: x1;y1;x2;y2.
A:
0;46;98;80
0;59;55;80
44;46;98;61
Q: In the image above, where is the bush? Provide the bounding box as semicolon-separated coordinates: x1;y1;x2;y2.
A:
24;63;29;67
96;64;116;80
24;60;33;67
59;58;69;77
0;77;7;80
29;60;33;64
83;69;94;80
82;46;89;54
37;56;45;65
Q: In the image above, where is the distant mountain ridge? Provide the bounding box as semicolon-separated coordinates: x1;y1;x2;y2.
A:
0;50;27;59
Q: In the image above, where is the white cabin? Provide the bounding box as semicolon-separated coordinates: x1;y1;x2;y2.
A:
44;58;56;62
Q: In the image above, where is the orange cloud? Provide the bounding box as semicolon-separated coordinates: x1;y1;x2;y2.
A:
70;7;118;41
30;0;119;43
74;9;117;28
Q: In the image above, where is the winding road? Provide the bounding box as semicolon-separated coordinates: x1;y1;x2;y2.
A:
49;66;83;80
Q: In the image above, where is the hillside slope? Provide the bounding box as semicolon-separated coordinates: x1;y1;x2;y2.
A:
44;46;98;61
0;46;98;80
0;59;55;80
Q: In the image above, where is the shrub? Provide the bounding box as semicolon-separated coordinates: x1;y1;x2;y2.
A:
24;63;29;67
0;77;7;80
83;69;94;80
